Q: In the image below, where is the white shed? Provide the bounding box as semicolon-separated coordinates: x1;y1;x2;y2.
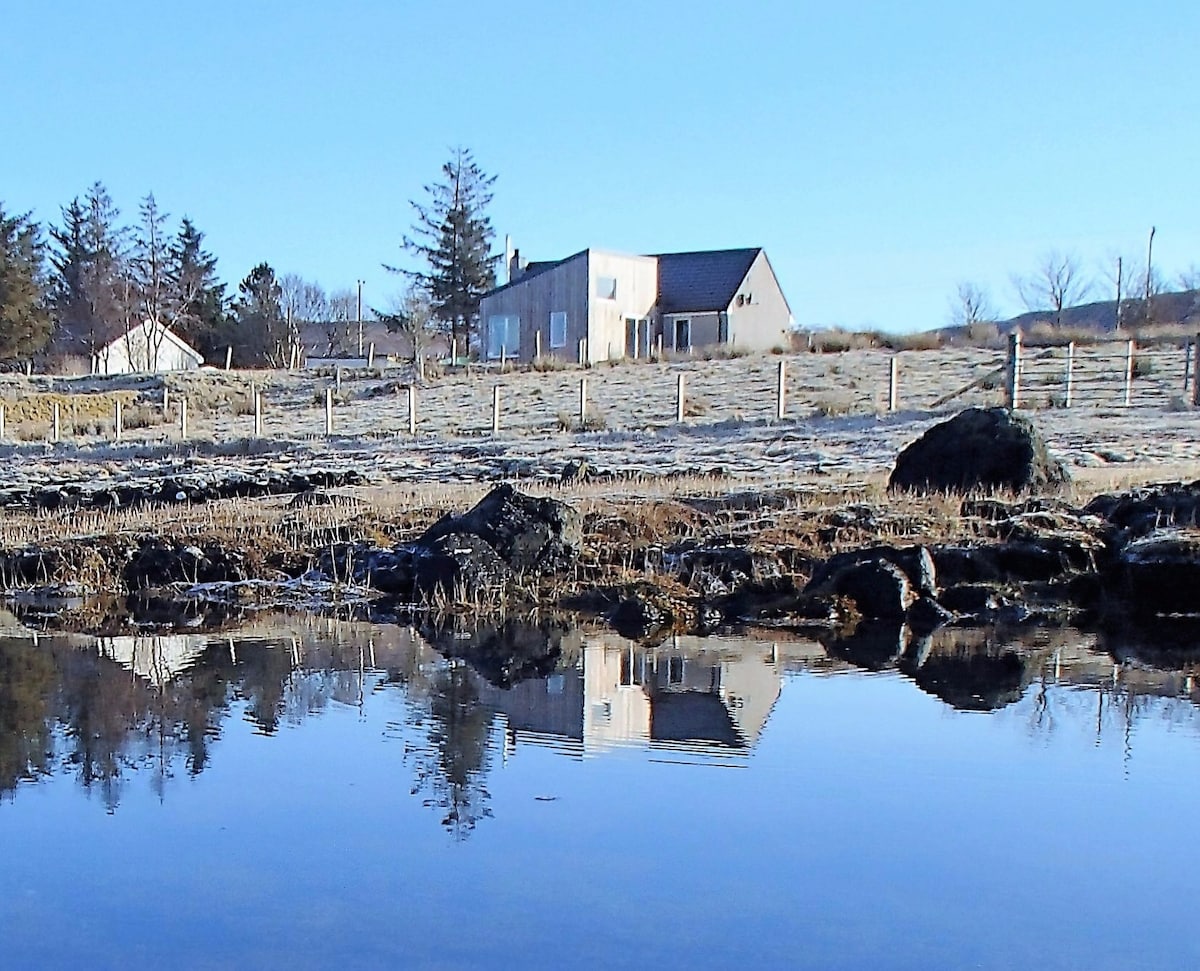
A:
96;320;205;374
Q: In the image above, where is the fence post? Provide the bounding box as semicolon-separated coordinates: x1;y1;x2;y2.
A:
535;331;542;361
887;357;899;413
336;367;343;395
1123;339;1135;407
0;404;4;441
225;346;232;371
1065;341;1075;407
408;385;417;434
163;388;170;414
325;387;333;435
114;400;122;442
52;402;60;443
254;391;263;436
655;333;664;359
676;373;685;422
776;359;786;420
180;398;188;440
492;384;501;434
1185;340;1193;393
500;345;507;371
1194;334;1200;406
579;376;588;424
368;343;375;369
1006;331;1022;409
451;337;458;366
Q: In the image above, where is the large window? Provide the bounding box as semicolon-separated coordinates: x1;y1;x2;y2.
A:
595;275;617;300
549;311;567;348
487;314;520;358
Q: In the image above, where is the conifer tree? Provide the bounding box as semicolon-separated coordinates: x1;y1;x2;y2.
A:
168;217;227;361
389;148;498;352
0;204;53;361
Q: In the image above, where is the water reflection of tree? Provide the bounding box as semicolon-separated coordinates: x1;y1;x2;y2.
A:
407;661;496;839
0;639;57;794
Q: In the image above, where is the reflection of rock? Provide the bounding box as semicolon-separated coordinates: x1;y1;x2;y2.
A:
897;629;1031;711
1118;529;1200;617
425;620;565;688
1098;616;1200;671
888;407;1069;494
823;620;907;670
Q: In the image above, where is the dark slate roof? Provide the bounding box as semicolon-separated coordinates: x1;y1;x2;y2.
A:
481;250;585;298
654;248;760;314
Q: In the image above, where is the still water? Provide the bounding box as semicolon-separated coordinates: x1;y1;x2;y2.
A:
1;613;1198;970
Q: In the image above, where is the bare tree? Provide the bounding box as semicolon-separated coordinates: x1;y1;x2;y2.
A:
1179;265;1200;292
325;288;356;356
948;281;997;329
1012;250;1092;328
379;285;437;373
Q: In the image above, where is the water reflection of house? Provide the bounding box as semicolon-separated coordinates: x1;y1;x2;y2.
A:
95;635;209;685
478;634;782;761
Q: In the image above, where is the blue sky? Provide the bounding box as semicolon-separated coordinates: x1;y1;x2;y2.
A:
6;0;1198;331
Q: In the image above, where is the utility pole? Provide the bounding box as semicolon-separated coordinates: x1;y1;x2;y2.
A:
356;279;365;357
1115;256;1123;334
1145;227;1156;327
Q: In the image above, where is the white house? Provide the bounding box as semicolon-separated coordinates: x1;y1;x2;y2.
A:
95;320;205;375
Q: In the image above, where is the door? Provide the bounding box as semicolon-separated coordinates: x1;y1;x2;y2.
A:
674;318;690;352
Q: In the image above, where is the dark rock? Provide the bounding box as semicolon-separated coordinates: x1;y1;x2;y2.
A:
906;596;955;635
560;459;595;483
888;407;1069;494
831;559;915;619
610;595;672;640
1118;528;1200;616
939;583;1003;617
807;545;936;599
411;532;511;600
419;484;581;574
124;540;247;590
667;541;783;595
1085;480;1200;540
930;545;1003;586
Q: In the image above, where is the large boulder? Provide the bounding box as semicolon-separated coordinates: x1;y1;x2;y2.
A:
888;407;1069;494
418;484;581;574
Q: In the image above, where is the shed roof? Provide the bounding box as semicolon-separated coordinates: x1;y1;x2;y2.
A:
654;248;760;314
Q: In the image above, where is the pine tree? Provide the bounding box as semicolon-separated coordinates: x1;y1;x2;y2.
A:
0;204;53;361
233;262;293;366
389;148;498;352
168;217;227;362
49;182;128;361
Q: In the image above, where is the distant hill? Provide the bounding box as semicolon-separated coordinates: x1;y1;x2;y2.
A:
994;288;1200;335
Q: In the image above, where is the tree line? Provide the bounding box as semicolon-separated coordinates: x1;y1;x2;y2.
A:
0;148;499;369
951;238;1200;333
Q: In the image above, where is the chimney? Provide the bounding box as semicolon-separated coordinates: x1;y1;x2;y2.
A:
504;234;513;284
509;247;525;283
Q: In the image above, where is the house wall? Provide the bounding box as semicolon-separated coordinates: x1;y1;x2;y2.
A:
98;324;203;374
725;251;793;351
585;251;658;363
479;253;589;361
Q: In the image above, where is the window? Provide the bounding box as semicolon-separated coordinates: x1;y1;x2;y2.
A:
595;275;617;300
718;313;729;344
486;314;520;358
549;311;567;348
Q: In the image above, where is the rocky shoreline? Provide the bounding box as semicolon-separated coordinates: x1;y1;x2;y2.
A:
2;408;1198;658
